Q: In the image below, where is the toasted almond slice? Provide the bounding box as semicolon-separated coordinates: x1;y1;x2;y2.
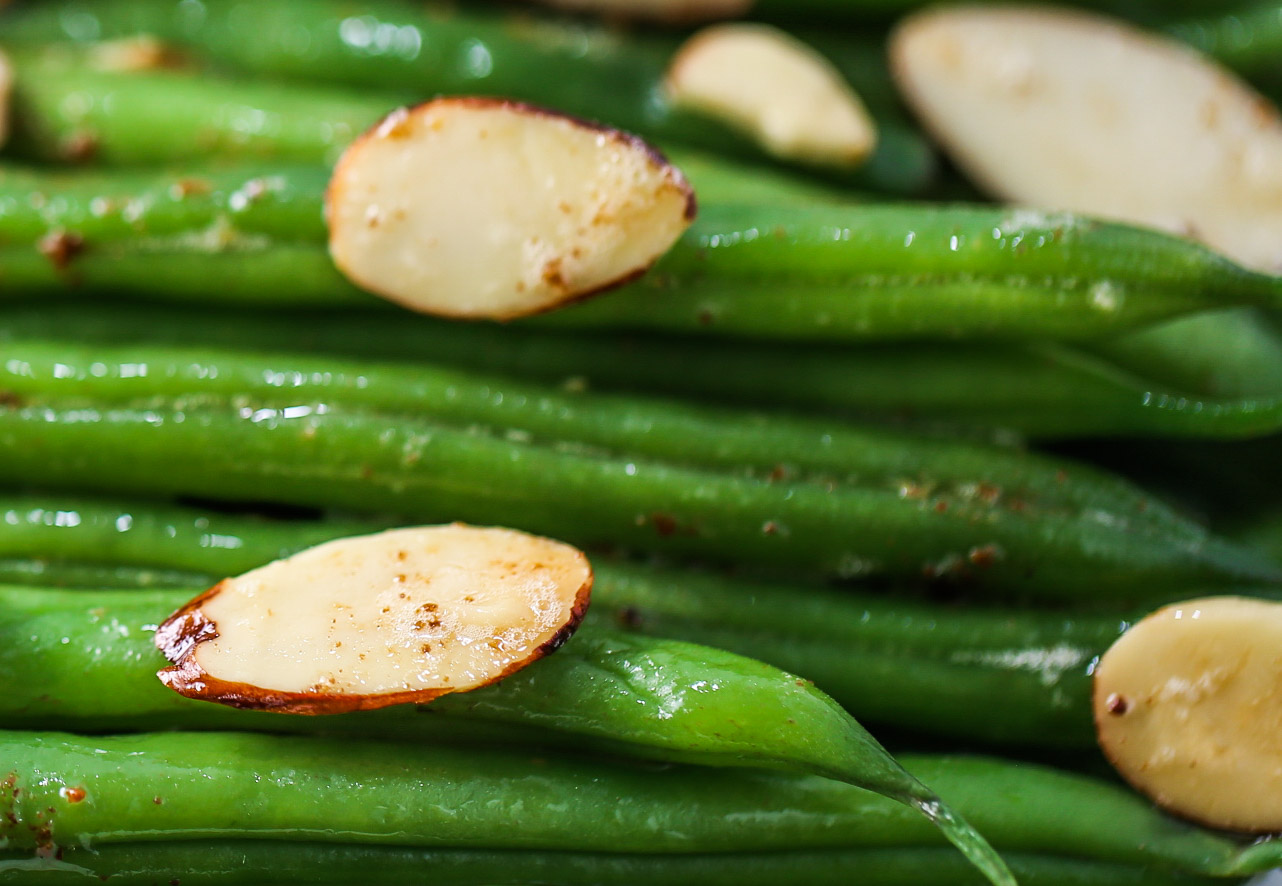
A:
523;0;751;24
155;525;592;714
891;6;1282;273
326;98;695;320
1094;596;1282;832
667;25;877;170
0;49;11;150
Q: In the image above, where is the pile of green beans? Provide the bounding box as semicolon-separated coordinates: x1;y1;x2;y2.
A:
3;0;1282;882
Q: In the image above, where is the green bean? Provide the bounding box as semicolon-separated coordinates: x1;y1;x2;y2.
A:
0;509;1130;748
0;338;1229;537
0;494;373;575
5;56;379;167
9;301;1282;441
1;370;1276;593
0;558;209;589
0;584;1018;882
0;844;1239;886
0;165;354;306
2;165;1279;343
1;731;1279;877
0;1;935;193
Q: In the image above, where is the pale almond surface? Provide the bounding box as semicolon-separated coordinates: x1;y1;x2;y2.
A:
892;6;1282;273
667;24;876;169
1094;596;1282;832
157;525;592;712
327;98;694;320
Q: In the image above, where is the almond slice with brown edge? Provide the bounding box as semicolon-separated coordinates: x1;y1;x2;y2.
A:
1094;596;1282;832
891;5;1282;273
326;98;695;320
667;24;877;170
156;525;592;714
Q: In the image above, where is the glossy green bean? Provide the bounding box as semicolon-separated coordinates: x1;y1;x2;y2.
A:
5;59;376;167
0;0;935;192
0;583;1022;881
0;337;1229;538
0;844;1239;886
0;558;209;589
1;386;1275;593
0;501;1129;748
2;161;1277;341
8;301;1282;441
1;731;1278;877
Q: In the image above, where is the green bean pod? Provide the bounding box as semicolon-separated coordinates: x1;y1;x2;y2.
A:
0;504;1130;748
9;301;1282;441
2;166;1279;344
1;731;1279;877
0;584;1021;882
5;56;379;167
1;355;1275;593
0;336;1230;535
0;844;1237;886
0;0;935;193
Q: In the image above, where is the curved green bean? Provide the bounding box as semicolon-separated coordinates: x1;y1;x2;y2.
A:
0;584;1019;883
0;508;1128;748
1;731;1278;877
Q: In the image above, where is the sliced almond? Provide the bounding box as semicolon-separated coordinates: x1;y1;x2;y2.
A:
0;49;11;150
667;24;877;170
1094;596;1282;832
326;97;695;320
155;525;592;714
891;6;1282;273
522;0;752;24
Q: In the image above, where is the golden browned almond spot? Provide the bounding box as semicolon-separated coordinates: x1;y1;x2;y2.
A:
891;5;1282;273
155;525;593;714
666;24;877;170
523;0;751;24
1094;596;1282;832
326;97;695;320
0;49;11;150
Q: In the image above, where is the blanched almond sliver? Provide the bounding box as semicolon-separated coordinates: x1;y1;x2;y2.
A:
892;6;1282;273
1094;596;1282;832
326;97;695;320
667;25;877;170
155;525;593;714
